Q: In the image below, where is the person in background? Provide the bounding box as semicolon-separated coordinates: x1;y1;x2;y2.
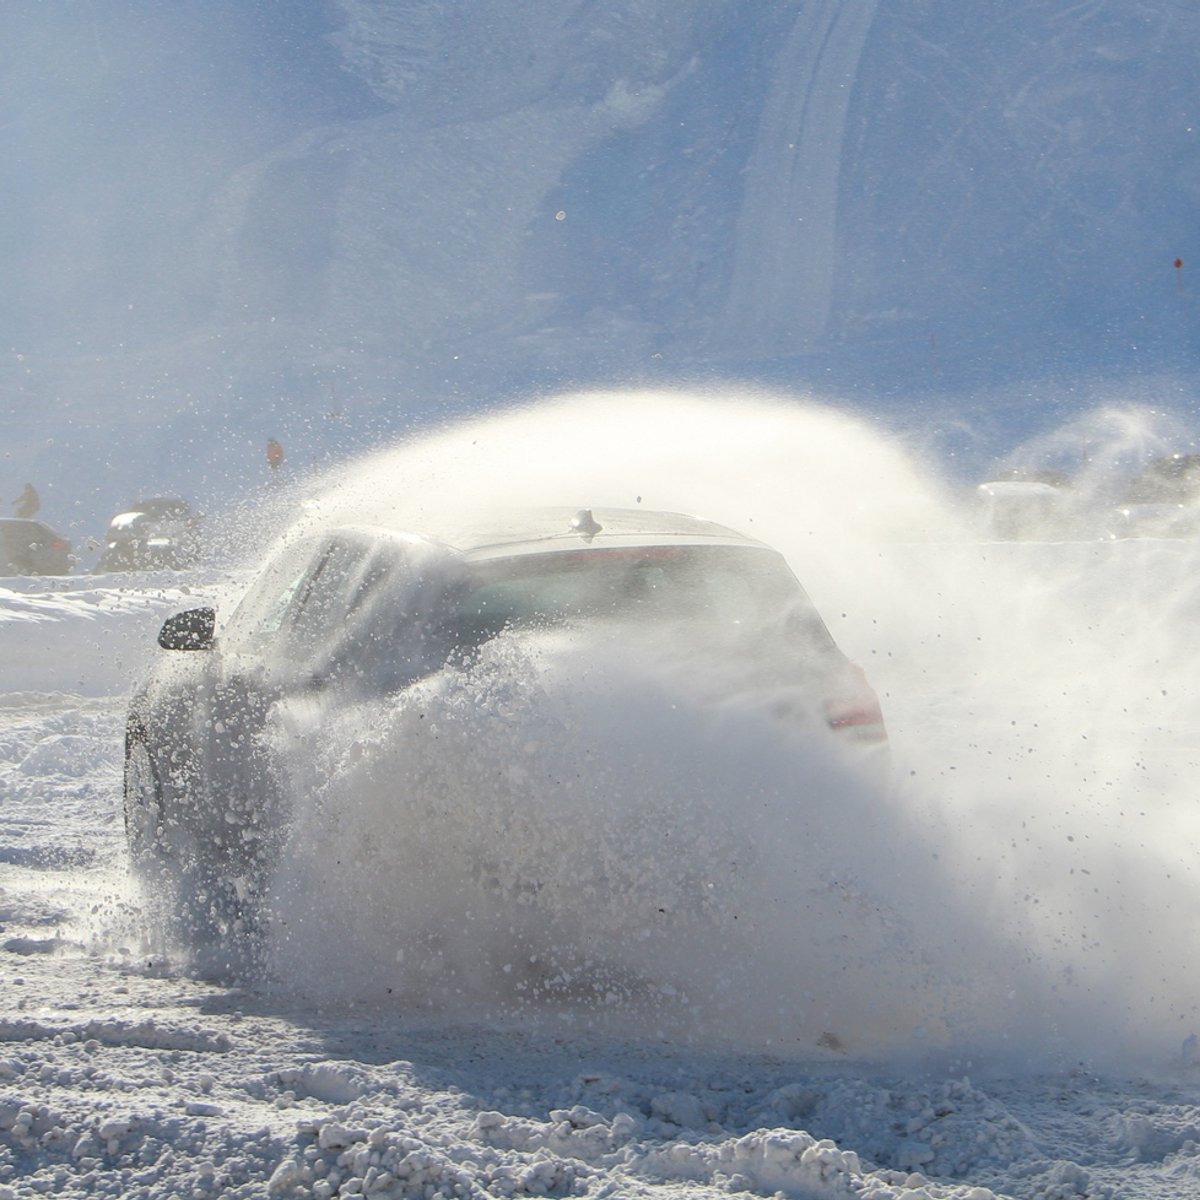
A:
266;438;285;473
12;483;39;518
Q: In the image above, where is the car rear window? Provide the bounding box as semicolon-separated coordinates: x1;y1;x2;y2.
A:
452;545;835;646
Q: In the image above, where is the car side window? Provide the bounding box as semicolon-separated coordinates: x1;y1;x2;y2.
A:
221;532;400;664
283;538;387;655
221;538;324;653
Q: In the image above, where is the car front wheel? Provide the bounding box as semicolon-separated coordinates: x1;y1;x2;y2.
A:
124;734;164;862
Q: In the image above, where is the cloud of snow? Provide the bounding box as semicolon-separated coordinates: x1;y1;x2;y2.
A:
178;386;1200;1070
265;621;995;1060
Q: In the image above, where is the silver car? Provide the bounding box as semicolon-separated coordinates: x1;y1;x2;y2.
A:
124;507;887;935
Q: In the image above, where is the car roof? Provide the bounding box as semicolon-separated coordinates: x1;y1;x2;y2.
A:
977;481;1061;499
0;518;54;531
334;507;771;563
123;496;191;511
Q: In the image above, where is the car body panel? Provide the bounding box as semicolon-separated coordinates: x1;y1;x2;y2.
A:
0;518;72;575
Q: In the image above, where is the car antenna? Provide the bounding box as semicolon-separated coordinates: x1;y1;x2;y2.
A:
570;509;603;540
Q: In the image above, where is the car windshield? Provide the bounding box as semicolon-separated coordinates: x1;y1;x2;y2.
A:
449;544;834;647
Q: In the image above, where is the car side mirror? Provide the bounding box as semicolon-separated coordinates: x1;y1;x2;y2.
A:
157;607;216;651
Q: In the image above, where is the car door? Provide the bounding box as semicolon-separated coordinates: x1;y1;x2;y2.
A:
200;532;409;857
0;522;37;573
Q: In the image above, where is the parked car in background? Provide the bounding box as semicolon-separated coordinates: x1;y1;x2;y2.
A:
1107;454;1200;538
975;469;1074;540
96;496;201;571
0;518;72;575
124;506;888;927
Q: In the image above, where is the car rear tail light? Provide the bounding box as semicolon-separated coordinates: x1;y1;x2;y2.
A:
51;539;69;551
824;662;887;744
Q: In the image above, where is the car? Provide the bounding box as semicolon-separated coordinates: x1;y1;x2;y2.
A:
973;466;1080;540
975;480;1067;540
1121;453;1200;504
96;496;201;571
0;518;72;575
123;507;888;935
1106;501;1200;539
1106;454;1200;538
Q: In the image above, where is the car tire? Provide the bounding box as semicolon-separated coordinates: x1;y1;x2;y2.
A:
123;727;265;977
124;732;165;862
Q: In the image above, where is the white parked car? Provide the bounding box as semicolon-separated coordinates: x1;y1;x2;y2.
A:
975;479;1069;540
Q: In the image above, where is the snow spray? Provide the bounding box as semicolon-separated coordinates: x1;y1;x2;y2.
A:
249;388;1200;1070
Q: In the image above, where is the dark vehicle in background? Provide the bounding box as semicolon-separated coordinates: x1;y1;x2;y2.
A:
0;518;72;575
124;507;888;931
96;496;201;571
1108;454;1200;538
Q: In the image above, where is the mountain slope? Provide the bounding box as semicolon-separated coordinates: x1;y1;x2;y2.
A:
0;1;1196;529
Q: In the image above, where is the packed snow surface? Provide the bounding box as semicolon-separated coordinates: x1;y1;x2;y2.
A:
4;392;1200;1198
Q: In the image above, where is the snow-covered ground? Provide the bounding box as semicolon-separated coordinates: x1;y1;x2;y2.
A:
6;393;1200;1199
